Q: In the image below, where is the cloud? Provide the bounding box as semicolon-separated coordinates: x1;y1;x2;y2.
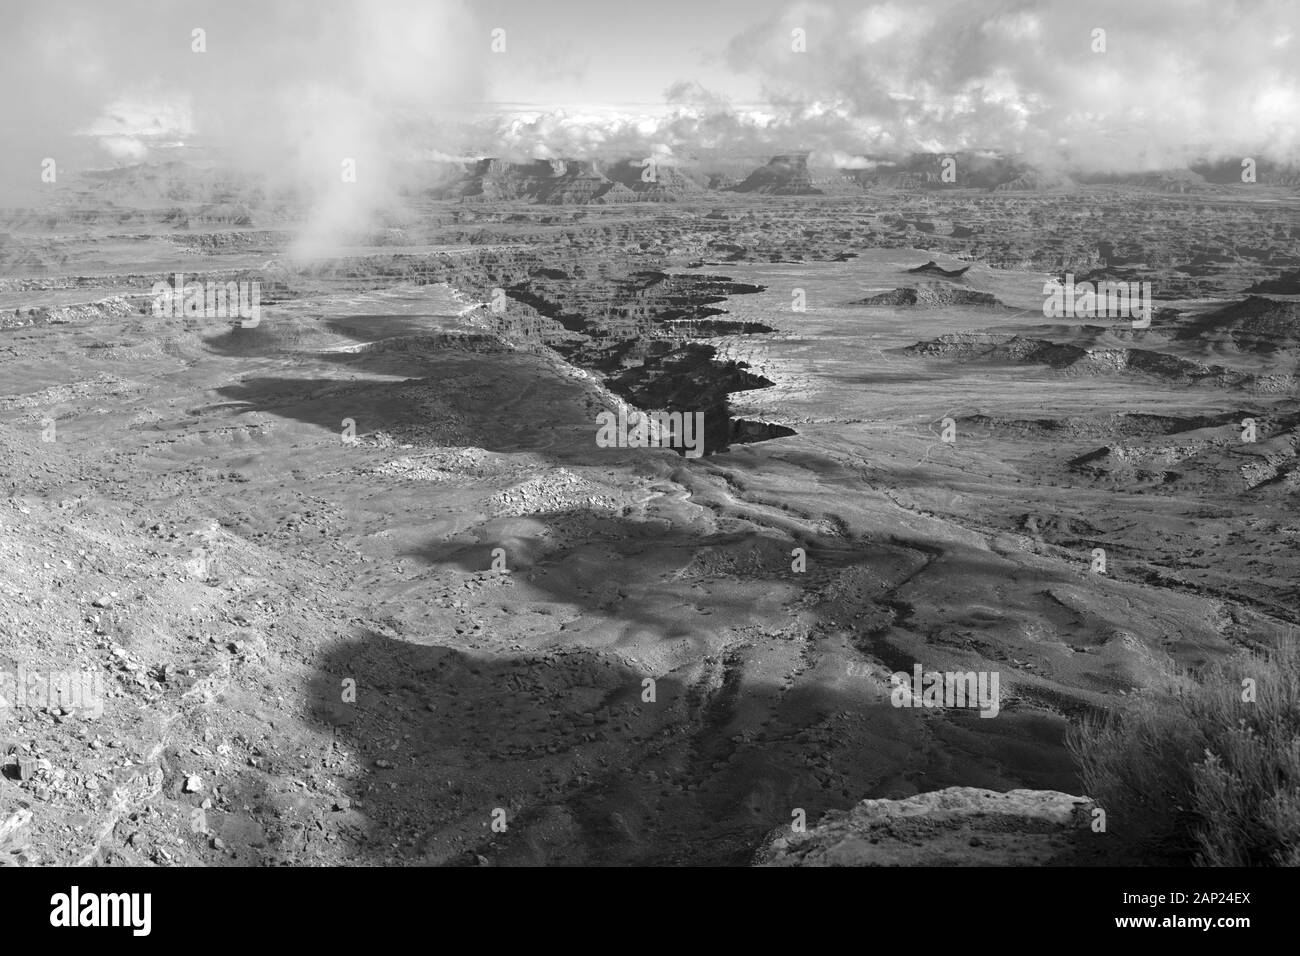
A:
462;0;1300;171
2;0;1296;205
717;0;1300;170
98;136;152;161
0;0;486;249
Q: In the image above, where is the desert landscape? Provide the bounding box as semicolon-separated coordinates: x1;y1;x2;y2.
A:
1;0;1297;875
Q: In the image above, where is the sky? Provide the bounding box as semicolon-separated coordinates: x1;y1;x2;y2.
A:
468;0;775;111
1;0;1298;192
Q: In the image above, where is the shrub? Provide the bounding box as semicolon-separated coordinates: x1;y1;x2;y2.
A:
1068;641;1300;865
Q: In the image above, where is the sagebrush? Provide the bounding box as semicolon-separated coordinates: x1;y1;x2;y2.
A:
1068;642;1300;865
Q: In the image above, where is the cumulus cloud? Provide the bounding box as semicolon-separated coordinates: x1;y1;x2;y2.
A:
1;0;1296;211
458;0;1300;171
718;0;1300;170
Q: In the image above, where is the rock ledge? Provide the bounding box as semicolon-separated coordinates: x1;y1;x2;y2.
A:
756;787;1097;866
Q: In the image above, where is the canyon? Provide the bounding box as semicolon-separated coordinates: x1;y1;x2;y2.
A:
0;156;1297;866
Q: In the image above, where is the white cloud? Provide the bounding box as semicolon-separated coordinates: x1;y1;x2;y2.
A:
97;136;150;160
3;0;1297;193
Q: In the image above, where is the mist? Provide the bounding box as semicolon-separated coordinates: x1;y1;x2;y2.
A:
2;0;1297;235
0;0;485;256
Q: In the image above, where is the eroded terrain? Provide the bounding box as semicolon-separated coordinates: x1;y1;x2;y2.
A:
1;180;1297;865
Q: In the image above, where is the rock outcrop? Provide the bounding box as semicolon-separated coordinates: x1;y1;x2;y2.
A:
727;154;823;195
907;260;972;278
756;787;1097;866
853;284;1002;308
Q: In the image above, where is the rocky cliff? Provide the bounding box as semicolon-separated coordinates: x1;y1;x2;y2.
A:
727;154;823;195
